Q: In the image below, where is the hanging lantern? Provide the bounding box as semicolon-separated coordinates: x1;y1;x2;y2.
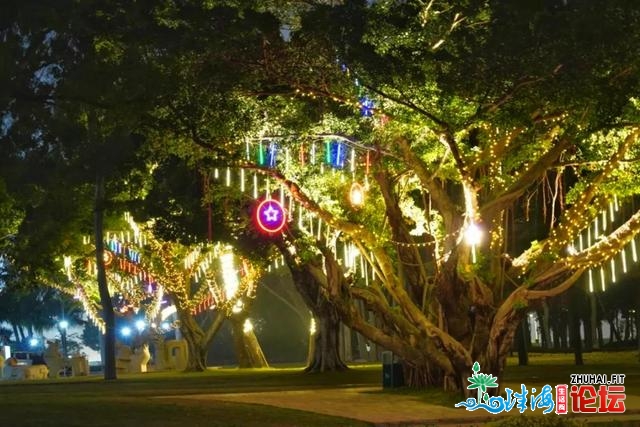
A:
103;250;114;267
349;182;365;208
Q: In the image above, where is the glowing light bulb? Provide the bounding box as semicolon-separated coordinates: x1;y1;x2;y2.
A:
243;319;253;334
349;182;365;208
464;222;482;246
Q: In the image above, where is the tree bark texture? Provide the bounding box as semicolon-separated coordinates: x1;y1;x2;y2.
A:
306;301;348;372
277;239;348;373
230;315;269;368
94;173;117;380
175;305;207;371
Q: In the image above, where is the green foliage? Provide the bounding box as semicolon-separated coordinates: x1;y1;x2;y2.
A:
0;178;22;247
4;0;640;391
82;321;101;352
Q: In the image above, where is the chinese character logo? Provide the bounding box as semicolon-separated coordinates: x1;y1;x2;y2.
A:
455;362;555;415
455;362;626;415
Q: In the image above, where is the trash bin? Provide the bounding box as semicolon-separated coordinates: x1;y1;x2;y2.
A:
382;351;404;388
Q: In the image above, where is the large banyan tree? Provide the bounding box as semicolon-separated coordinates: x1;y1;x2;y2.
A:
244;0;640;392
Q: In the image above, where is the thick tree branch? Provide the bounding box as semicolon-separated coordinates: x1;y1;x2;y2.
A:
511;127;640;272
372;246;472;371
360;82;451;132
202;311;225;346
479;76;545;115
349;287;454;373
395;137;462;240
374;169;429;298
570;208;640;268
526;268;586;300
480;133;573;222
546;129;640;253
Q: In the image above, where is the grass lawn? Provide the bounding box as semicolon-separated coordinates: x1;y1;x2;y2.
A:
0;351;638;426
503;350;640;394
0;367;377;427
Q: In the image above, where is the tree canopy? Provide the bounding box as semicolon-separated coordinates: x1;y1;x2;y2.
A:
2;0;640;392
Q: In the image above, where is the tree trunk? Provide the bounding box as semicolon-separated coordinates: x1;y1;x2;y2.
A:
560;313;570;350
516;320;529;366
624;312;632;341
589;292;598;349
569;314;583;364
277;239;349;373
569;286;584;365
597;319;604;348
176;308;207;371
542;302;551;351
306;302;348;372
230;315;269;368
584;298;594;351
609;315;622;344
636;309;640;354
94;172;117;380
636;288;640;354
404;362;447;389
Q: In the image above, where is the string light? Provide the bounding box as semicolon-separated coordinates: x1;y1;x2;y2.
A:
253;173;258;199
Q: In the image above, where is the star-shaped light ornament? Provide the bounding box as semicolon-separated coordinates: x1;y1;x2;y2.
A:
263;204;280;222
255;199;286;234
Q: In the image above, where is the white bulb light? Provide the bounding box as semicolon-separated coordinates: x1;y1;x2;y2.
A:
243;319;253;333
464;222;482;246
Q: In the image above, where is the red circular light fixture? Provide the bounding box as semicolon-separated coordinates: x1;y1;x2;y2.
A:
254;199;286;234
103;251;114;267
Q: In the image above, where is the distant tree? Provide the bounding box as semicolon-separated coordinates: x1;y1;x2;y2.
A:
82;322;101;353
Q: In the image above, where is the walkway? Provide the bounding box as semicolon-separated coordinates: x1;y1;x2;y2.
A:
166;386;640;426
